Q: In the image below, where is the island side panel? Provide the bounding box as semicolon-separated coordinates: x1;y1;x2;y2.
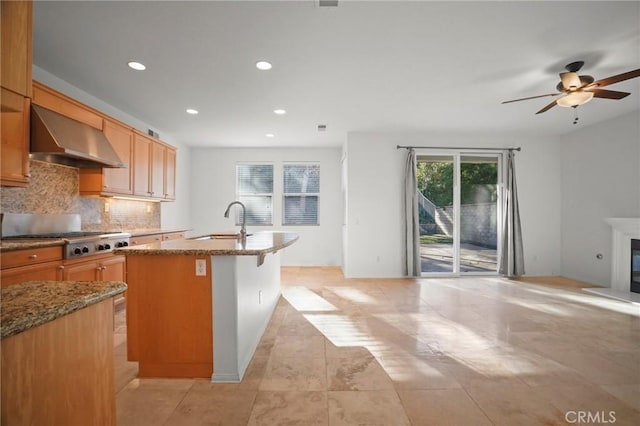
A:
236;252;281;376
126;255;213;378
211;256;240;382
1;299;116;426
211;252;281;383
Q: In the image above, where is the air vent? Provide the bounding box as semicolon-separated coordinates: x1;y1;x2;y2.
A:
317;124;327;132
317;0;338;7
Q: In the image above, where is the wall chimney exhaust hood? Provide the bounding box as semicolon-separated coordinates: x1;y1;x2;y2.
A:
30;105;126;168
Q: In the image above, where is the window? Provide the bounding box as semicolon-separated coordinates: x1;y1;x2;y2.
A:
236;164;273;225
283;163;320;225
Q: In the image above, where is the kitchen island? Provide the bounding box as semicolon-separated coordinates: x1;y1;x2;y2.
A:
115;231;298;382
1;280;127;425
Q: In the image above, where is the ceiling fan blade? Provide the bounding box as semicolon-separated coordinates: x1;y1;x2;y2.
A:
535;99;558;114
579;75;594;85
593;68;640;87
560;72;581;90
502;93;560;104
588;88;631;100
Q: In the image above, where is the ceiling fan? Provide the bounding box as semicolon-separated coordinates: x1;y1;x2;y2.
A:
502;61;640;115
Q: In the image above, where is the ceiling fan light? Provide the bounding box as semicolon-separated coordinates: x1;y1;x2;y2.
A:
556;91;594;107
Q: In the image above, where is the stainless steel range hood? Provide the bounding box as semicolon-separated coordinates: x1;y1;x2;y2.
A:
30;104;126;168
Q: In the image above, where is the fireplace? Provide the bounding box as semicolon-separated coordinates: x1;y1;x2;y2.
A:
632;239;640;294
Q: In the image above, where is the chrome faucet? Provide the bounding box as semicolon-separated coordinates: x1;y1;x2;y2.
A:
223;201;247;239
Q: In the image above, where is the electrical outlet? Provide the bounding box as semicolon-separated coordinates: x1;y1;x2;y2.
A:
195;259;207;276
104;202;110;213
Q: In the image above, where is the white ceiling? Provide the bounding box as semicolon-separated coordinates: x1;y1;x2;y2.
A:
32;1;640;148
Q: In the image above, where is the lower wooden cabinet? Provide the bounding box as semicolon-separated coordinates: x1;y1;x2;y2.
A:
129;231;185;246
61;255;125;282
0;246;63;287
0;260;63;287
162;231;185;241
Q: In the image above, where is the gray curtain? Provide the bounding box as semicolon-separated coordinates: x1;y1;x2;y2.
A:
499;150;525;277
404;149;421;276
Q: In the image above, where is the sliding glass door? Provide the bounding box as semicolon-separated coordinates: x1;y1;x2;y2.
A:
417;152;501;275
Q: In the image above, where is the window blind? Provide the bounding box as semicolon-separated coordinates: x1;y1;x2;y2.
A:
237;164;273;225
283;164;320;225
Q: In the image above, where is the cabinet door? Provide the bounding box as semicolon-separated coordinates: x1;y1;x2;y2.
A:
150;141;165;199
1;261;63;287
32;82;102;129
164;148;176;200
102;120;134;194
99;255;126;282
1;89;30;186
1;0;32;97
62;260;99;281
133;133;151;197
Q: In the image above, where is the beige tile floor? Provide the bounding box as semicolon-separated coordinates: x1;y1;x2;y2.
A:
114;267;640;425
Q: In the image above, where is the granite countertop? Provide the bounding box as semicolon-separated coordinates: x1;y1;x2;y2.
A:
0;227;190;252
1;280;127;339
0;239;66;252
114;231;299;257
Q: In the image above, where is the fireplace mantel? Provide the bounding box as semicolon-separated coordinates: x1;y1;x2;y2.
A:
586;218;640;303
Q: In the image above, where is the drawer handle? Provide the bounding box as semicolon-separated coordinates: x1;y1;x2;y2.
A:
28;254;38;259
58;265;65;270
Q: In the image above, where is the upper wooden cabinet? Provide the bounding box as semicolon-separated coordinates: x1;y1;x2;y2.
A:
132;131;176;201
0;0;32;187
150;139;165;199
29;81;178;201
1;0;33;97
80;119;134;196
164;147;176;200
32;82;103;129
1;88;30;186
133;132;152;197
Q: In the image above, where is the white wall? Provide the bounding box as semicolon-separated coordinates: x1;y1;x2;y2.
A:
189;147;343;266
32;66;191;229
560;111;640;286
343;133;563;278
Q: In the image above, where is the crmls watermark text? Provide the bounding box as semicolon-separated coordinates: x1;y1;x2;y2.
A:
565;411;616;424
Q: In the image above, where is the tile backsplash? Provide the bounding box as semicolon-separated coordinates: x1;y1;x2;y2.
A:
0;160;160;231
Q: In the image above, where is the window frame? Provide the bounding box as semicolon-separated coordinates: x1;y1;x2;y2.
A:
235;162;274;226
282;162;321;226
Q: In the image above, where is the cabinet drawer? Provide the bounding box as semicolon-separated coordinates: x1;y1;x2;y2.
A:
1;246;63;269
129;234;163;246
162;232;185;241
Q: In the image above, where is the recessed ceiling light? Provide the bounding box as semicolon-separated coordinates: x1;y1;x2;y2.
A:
186;109;199;115
127;61;146;71
265;133;275;138
273;109;286;115
256;61;272;70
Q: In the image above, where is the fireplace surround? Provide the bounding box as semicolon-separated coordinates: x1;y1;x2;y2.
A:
583;218;640;303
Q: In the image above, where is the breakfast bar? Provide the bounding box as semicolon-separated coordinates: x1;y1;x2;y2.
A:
1;280;127;425
115;231;298;382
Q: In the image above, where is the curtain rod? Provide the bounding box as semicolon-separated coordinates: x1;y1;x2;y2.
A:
396;145;521;152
